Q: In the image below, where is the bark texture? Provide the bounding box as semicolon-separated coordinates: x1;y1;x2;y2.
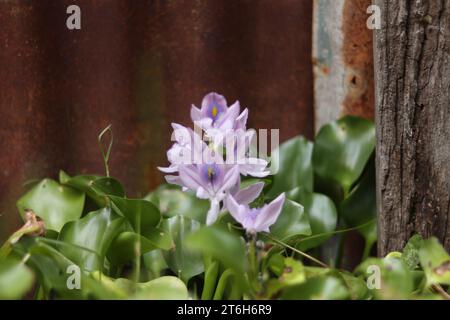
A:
374;0;450;255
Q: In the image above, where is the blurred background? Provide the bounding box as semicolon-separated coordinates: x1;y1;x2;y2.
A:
0;0;373;242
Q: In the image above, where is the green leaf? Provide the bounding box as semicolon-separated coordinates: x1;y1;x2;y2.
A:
281;275;349;300
91;272;188;299
91;177;125;197
161;216;204;283
58;207;125;272
313;116;375;194
146;185;209;223
17;179;85;232
287;188;337;250
0;258;34;299
419;237;450;285
337;271;371;300
108;195;161;232
270;199;311;241
186;225;246;275
355;257;414;299
402;234;424;270
339;160;377;252
107;230;173;266
278;258;306;286
240;177;271;190
267;254;285;276
267;136;314;198
143;250;168;278
264;257;307;298
134;276;188;300
19;239;120;299
59;172;124;207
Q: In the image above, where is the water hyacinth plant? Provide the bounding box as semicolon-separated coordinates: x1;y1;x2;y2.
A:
1;92;450;300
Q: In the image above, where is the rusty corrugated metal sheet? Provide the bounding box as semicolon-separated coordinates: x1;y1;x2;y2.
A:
0;0;313;239
313;0;374;131
313;0;374;269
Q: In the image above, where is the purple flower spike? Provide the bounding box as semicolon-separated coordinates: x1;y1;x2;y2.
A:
179;164;240;225
191;92;243;132
226;193;286;234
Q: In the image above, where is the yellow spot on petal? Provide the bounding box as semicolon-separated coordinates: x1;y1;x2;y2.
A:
212;105;218;118
208;167;214;178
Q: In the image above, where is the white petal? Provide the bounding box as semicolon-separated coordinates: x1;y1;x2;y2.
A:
179;165;208;193
164;175;182;186
190;105;202;121
158;165;179;173
224;194;245;225
217;101;240;130
206;198;221;225
254;193;286;232
232;182;264;205
235;108;248;130
216;165;240;195
196;186;210;199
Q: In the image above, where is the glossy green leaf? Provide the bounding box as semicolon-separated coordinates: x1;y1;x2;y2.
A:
108;195;161;232
19;239;119;299
340;160;376;233
270;199;311;241
146;185;209;223
60;171;125;207
313;116;375;194
0;258;34;299
186;225;246;274
58;207;125;272
91;177;125;197
339;161;377;253
267;136;314;198
107;230;173;265
281;275;349;300
17;179;85;232
161;216;204;283
287;188;337;250
419;238;450;285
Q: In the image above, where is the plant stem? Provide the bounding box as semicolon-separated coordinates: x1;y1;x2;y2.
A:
295;218;376;245
134;205;142;284
213;269;234;300
201;260;219;300
264;233;330;269
432;284;450;300
98;124;113;178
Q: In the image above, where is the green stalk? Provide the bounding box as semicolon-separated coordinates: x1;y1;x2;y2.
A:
213;269;234;300
201;260;219;300
134;206;142;284
0;224;42;259
264;233;329;268
98;124;113;178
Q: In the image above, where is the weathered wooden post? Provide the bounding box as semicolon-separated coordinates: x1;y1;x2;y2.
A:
374;0;450;255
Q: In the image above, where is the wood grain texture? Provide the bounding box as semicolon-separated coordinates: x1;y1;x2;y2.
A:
374;0;450;255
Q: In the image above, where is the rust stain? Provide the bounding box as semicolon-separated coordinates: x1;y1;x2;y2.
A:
0;0;314;239
342;0;375;119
